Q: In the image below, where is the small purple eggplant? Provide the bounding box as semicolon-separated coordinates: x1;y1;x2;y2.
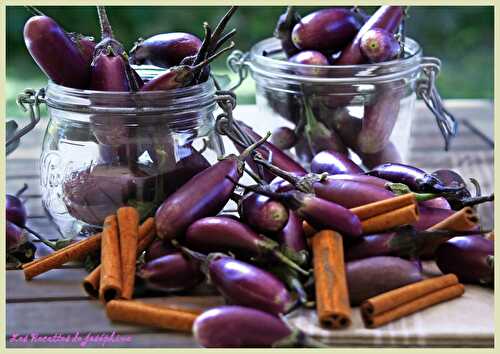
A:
238;192;289;234
184;217;308;275
6;220;26;252
367;163;468;194
155;134;269;240
276;211;307;254
289;50;329;65
193;306;292;347
356;141;403;169
412;206;455;231
6;184;28;227
274;6;301;57
208;255;294;315
129;32;202;68
144;239;177;262
234;121;307;182
247;187;363;239
345;232;397;261
291;8;361;52
436;236;493;286
24;15;91;89
310;150;364;176
138;252;203;292
360;28;400;63
271;127;298;150
336;6;404;65
346;256;423;305
6;220;36;265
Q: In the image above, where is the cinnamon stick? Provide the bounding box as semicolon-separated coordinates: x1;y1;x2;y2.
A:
350;194;416;220
421;207;479;257
83;218;156;298
99;215;122;303
311;230;351;329
427;207;478;231
23;233;102;280
302;197;419;237
361;274;465;328
360;204;419;234
117;207;140;300
106;300;198;332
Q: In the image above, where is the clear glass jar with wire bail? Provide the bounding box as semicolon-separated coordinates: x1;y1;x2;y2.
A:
14;67;228;238
227;37;457;168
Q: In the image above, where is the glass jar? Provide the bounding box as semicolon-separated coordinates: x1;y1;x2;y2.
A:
24;68;222;238
228;37;456;167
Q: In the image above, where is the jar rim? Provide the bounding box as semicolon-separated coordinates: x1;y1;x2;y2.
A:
45;66;217;115
247;37;423;84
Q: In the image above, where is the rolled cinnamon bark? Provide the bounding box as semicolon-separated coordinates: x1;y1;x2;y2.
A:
106;299;198;332
360;204;419;234
117;207;140;300
311;230;351;329
83;217;156;298
350;193;416;220
99;215;122;303
23;233;102;280
361;274;465;328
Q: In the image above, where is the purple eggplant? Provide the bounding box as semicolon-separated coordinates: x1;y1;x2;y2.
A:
291;8;361;52
6;184;28;227
144;239;177;262
276;211;307;253
193;306;292;347
129;32;202;68
346;256;423;305
6;220;26;252
184;217;308;275
336;6;404;65
238;192;289;234
327;173;389;189
155;134;269;240
367;163;468;195
208;255;294;315
419;197;451;210
69;33;96;65
90;6;141;92
234;121;307;182
345;232;397;261
6;220;36;265
310;150;364;176
412;206;455;231
294;135;315;163
356;141;402;169
357;87;402;154
24;15;91;89
288;50;329;75
360;28;400;63
274;6;301;57
138;252;203;292
140;39;234;91
303;99;348;155
248;187;363;238
271;127;298;150
435;236;493;285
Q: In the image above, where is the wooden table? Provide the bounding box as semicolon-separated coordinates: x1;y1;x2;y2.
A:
6;100;494;348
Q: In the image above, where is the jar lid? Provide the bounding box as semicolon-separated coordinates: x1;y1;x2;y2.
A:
247;37;423;84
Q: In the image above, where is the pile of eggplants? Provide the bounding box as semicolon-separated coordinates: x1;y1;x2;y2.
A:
19;6;494;348
266;6;408;169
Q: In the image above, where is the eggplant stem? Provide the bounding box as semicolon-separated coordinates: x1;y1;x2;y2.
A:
21;225;57;250
97;6;114;40
191;41;235;72
253;156;301;185
212;28;237;53
208;6;239;54
24;6;45;16
237;131;271;162
459;193;494;207
15;183;29;198
192;22;212;67
244;167;264;185
272;249;309;276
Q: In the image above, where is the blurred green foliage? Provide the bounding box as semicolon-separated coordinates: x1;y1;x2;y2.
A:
7;6;493;117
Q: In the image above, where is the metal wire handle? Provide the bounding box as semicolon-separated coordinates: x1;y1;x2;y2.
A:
416;57;458;151
226;50;250;91
7;88;46;148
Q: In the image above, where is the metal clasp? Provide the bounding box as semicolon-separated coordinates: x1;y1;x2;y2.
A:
226;50;250;91
416;57;458;151
7;88;46;149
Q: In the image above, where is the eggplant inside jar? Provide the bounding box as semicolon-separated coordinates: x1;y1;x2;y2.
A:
38;66;222;238
228;37;456;168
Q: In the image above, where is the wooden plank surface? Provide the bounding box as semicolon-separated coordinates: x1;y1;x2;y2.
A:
6;100;494;347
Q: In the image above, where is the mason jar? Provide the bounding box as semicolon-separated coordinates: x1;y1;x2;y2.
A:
16;68;223;238
228;37;456;167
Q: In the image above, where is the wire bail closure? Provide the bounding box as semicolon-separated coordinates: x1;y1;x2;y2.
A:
417;57;458;151
7;88;46;148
